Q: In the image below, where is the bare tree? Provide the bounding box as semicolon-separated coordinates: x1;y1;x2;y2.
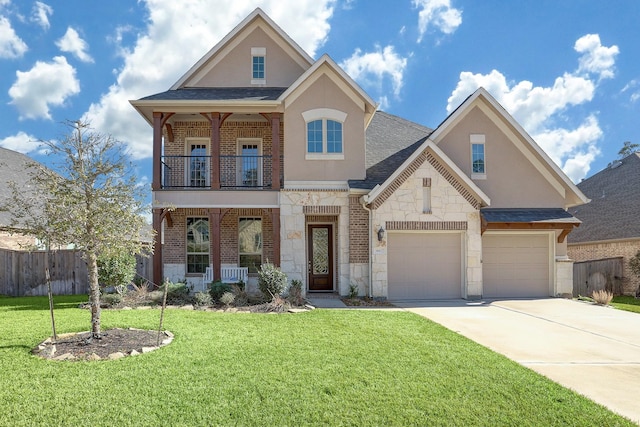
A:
4;121;152;338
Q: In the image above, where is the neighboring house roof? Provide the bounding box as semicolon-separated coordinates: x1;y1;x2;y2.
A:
568;153;640;243
138;87;288;102
349;111;432;190
0;147;40;229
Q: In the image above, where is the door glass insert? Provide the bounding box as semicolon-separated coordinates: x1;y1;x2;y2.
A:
189;144;208;187
239;144;260;187
312;228;329;274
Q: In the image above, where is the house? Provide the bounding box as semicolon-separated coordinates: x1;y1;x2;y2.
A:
131;8;588;299
0;147;41;250
568;153;640;295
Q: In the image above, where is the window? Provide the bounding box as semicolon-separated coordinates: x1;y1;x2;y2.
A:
188;142;209;187
470;134;486;178
186;218;209;274
302;109;348;159
252;56;264;79
251;47;266;84
239;218;262;273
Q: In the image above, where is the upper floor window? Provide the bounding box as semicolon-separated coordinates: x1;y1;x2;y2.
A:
470;134;486;179
251;47;266;84
302;108;348;160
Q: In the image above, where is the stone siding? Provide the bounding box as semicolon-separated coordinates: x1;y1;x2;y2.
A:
569;239;640;295
370;156;482;299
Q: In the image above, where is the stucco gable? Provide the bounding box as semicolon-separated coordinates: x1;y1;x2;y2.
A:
171;8;313;90
430;88;588;208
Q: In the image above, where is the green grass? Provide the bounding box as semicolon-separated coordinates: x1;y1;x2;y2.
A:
0;296;633;426
612;295;640;313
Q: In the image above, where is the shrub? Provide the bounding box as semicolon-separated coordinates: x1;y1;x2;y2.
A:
209;280;232;301
231;284;248;307
220;291;235;306
193;291;212;307
592;289;613;305
348;282;359;299
257;262;287;299
287;279;305;306
98;252;136;289
101;293;123;307
158;281;191;305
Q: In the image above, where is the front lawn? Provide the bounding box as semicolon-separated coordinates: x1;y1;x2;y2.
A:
612;295;640;313
0;296;633;426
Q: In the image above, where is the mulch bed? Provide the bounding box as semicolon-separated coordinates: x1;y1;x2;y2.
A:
33;328;173;361
341;297;395;307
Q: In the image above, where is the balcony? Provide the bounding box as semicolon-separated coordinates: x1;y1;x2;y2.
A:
161;155;283;190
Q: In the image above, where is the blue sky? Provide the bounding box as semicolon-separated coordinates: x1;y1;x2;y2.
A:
0;0;638;186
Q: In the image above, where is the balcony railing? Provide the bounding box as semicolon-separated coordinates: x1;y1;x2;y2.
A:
161;155;283;190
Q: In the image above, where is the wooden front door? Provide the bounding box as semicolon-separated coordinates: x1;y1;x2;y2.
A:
307;224;334;291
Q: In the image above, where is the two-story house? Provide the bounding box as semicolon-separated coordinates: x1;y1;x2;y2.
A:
131;8;588;300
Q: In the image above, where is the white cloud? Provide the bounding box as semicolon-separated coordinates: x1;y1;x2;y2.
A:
574;34;619;80
56;27;93;63
9;56;80;120
0;131;39;153
83;0;337;160
413;0;462;42
31;1;52;30
621;79;640;103
446;34;617;182
340;45;407;100
0;15;27;58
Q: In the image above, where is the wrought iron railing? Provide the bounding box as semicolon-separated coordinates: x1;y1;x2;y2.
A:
161;155;283;189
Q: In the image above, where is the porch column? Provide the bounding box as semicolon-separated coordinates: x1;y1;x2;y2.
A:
271;113;281;189
210;113;221;190
209;208;221;281
271;208;281;267
152;112;163;191
152;208;163;285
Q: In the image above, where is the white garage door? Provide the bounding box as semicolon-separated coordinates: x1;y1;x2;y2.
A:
388;233;462;300
482;233;551;298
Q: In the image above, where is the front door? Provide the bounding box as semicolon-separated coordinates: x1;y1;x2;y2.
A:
307;224;334;291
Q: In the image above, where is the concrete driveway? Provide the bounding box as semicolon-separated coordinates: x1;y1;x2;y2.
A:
394;298;640;424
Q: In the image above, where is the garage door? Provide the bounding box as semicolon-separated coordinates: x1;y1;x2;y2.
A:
482;233;550;298
388;233;462;300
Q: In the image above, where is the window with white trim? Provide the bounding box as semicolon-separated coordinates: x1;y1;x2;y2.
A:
239;218;262;273
251;47;266;84
186;217;210;274
470;134;486;179
302;108;347;160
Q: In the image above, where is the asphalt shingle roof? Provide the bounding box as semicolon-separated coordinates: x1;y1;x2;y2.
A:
0;147;42;227
139;87;288;102
349;111;432;190
568;153;640;243
481;208;580;224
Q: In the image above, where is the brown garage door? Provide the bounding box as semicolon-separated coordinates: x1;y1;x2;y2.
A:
482;233;550;298
388;233;462;300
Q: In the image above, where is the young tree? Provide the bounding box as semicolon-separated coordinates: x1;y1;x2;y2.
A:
617;141;639;159
4;121;152;338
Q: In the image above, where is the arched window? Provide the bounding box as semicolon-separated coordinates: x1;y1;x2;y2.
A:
302;108;347;160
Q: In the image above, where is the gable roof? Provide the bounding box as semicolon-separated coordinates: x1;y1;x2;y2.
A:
568;153;640;243
171;8;313;90
279;54;378;126
430;87;589;208
138;87;287;102
349;111;432;190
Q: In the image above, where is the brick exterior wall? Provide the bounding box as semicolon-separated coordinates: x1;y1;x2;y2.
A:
163;207;275;272
568;239;640;295
349;195;369;263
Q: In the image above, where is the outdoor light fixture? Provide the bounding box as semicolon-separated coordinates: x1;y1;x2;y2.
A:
377;227;385;242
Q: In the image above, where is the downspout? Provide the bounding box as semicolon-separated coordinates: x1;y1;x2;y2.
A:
360;197;373;298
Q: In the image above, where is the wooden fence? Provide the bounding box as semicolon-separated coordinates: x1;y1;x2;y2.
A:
573;257;623;297
0;249;152;297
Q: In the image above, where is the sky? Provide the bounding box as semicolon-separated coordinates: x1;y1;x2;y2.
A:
0;0;639;188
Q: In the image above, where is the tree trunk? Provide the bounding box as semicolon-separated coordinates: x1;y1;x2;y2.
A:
87;251;101;338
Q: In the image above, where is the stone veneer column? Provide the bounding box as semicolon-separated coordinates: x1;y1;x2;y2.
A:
555;258;574;297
